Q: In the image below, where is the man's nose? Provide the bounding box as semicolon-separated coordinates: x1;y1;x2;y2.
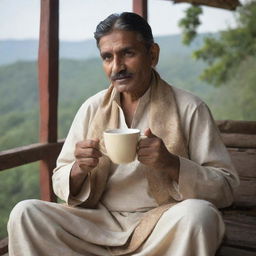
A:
112;56;125;74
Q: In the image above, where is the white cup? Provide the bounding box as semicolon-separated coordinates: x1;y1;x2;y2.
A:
103;128;144;164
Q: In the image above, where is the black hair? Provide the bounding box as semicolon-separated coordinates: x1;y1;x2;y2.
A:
94;12;154;49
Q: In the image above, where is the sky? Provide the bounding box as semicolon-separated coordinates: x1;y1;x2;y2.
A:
0;0;240;41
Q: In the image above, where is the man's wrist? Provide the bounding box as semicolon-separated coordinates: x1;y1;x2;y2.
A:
162;154;180;183
70;162;89;197
71;161;89;178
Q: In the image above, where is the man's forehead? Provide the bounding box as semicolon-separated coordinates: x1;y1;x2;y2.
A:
98;30;144;51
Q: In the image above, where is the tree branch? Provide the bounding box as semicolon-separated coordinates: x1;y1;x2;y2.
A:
171;0;241;10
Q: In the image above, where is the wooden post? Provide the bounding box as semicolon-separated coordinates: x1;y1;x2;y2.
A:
133;0;148;20
38;0;59;202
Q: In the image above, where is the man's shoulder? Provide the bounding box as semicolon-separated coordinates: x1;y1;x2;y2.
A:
171;85;204;109
81;89;108;108
169;85;214;130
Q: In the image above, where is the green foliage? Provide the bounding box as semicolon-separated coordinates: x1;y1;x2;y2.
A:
0;163;40;238
193;1;256;86
58;58;108;137
0;110;39;151
204;56;256;120
178;5;203;45
0;61;38;114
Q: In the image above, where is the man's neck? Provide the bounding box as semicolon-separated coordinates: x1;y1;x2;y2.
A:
120;93;140;128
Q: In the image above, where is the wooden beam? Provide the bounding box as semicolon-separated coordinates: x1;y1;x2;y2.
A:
217;120;256;148
38;0;59;202
40;153;60;202
133;0;148;20
217;245;256;256
171;0;241;10
38;0;59;143
216;120;256;134
0;142;64;171
221;134;256;148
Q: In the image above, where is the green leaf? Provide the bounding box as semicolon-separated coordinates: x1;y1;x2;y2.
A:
178;5;203;45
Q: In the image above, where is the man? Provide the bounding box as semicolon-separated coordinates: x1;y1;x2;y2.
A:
8;12;239;256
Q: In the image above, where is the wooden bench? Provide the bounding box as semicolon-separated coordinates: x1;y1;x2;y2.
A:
216;120;256;256
0;120;255;256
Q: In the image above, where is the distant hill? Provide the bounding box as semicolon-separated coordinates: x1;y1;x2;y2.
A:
0;39;98;65
0;34;209;66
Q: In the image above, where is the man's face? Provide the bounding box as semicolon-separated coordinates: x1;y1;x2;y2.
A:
98;30;157;98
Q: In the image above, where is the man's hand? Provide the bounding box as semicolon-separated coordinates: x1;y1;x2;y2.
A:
74;139;102;173
70;139;102;196
137;128;180;182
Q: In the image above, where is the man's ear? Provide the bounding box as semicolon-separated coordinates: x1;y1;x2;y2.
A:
150;43;160;67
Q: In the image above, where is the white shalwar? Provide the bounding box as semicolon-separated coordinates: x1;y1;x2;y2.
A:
8;84;239;256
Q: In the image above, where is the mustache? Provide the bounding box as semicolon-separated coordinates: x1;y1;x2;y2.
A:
111;70;133;81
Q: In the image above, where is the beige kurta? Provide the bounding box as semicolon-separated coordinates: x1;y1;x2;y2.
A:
53;84;239;209
52;83;238;249
8;81;240;256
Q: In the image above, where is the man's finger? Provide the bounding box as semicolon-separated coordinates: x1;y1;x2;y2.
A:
144;128;156;138
76;138;100;149
75;147;102;159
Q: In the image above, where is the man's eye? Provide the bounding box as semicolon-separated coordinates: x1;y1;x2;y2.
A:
125;51;134;57
102;54;112;61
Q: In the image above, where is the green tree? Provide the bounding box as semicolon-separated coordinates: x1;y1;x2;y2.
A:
178;1;256;120
179;1;256;87
204;56;256;120
194;1;256;86
178;5;203;45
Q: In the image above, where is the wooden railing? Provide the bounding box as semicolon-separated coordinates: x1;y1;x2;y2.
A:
0;140;64;255
216;120;256;148
0;142;63;172
0;140;64;200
